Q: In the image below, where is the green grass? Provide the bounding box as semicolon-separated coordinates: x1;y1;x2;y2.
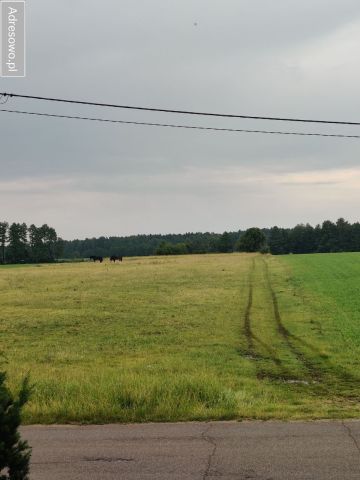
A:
1;252;360;424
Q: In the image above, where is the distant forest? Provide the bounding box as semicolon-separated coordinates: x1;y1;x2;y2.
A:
62;232;233;258
2;218;360;264
62;218;360;258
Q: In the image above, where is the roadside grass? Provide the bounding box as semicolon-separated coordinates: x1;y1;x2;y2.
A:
1;253;360;423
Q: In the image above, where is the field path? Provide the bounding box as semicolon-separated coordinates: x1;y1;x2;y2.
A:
239;255;333;384
259;256;360;392
241;256;303;378
22;420;360;479
262;257;322;381
241;256;283;366
243;258;255;353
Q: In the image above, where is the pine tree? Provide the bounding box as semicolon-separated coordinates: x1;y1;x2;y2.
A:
0;372;32;480
41;225;58;262
28;225;46;263
268;226;290;255
0;223;8;264
218;232;233;253
7;223;28;264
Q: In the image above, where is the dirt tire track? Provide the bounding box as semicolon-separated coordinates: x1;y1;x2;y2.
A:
243;256;360;392
251;333;282;366
243;258;255;353
262;257;323;381
242;257;291;375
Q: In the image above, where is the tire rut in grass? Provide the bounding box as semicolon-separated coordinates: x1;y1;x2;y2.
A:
241;257;290;373
243;256;360;394
262;259;360;390
261;257;323;382
243;258;255;354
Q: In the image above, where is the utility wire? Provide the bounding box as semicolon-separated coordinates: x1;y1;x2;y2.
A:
1;92;360;126
0;94;9;105
1;108;360;139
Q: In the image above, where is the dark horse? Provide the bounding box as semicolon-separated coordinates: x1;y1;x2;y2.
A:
89;255;103;263
110;255;123;262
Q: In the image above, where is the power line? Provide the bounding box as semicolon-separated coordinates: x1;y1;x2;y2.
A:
1;108;360;139
1;92;360;126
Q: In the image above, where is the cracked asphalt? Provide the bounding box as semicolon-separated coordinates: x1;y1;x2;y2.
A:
22;420;360;479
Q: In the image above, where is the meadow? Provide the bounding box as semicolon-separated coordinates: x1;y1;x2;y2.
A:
1;252;360;424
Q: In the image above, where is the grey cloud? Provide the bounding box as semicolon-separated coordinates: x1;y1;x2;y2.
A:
1;0;360;237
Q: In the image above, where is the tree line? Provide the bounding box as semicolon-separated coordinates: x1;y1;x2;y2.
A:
61;218;360;258
0;222;63;264
2;218;359;264
267;218;360;254
62;231;239;258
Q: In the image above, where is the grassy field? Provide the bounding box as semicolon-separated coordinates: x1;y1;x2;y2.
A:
1;252;360;424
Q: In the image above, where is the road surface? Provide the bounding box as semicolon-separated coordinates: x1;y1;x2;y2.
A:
22;420;360;479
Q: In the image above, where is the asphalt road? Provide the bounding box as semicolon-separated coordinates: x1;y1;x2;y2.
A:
22;420;360;479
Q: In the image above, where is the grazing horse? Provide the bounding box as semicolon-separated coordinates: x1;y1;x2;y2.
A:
89;255;103;263
110;255;123;262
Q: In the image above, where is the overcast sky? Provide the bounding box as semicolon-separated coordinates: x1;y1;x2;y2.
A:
1;0;360;239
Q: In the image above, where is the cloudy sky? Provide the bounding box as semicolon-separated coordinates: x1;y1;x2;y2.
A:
1;0;360;239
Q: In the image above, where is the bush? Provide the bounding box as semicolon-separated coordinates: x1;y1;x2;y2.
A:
0;372;32;480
